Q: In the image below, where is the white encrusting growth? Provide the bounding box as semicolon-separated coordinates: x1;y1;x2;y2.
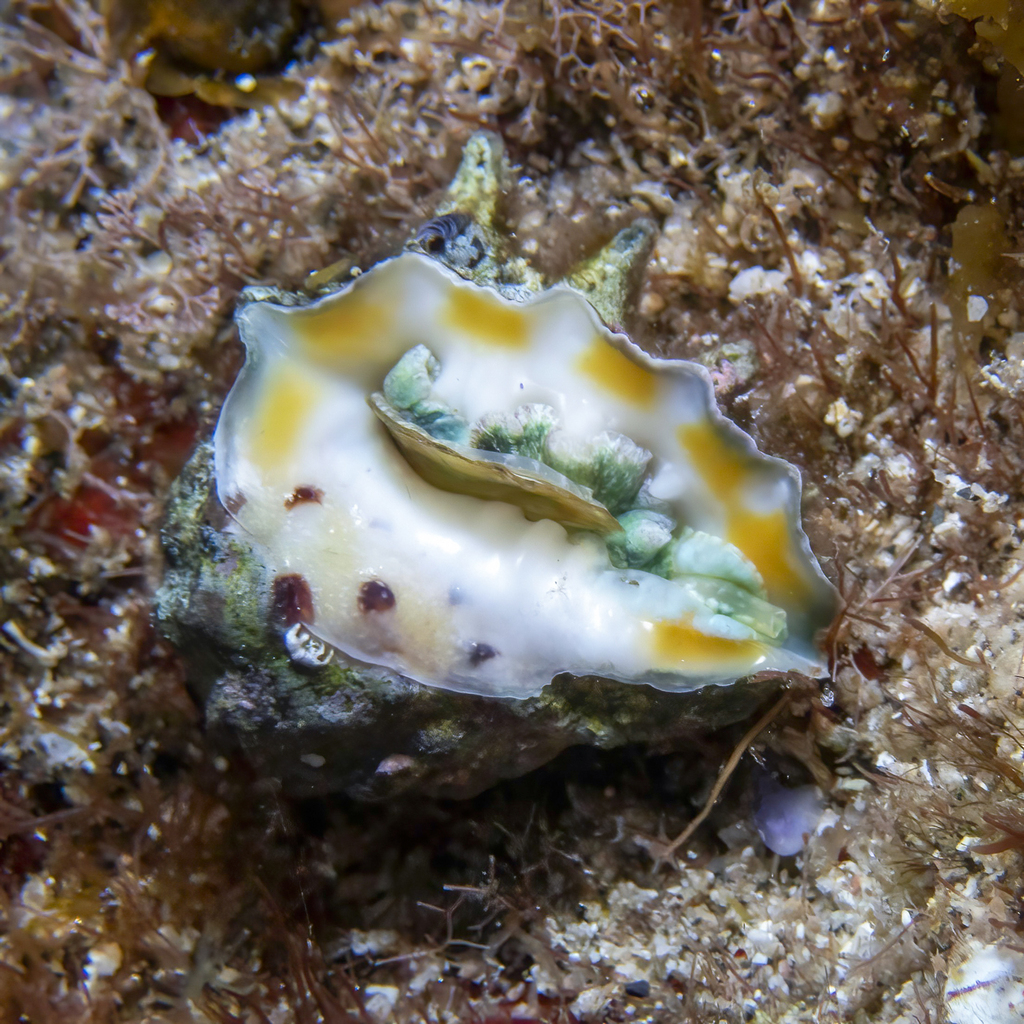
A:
213;253;835;697
283;622;334;668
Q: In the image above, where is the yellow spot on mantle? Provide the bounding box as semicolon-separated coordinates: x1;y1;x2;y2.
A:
726;508;808;607
677;423;810;607
254;365;315;471
676;421;750;504
290;288;393;368
577;337;658;407
650;617;764;671
444;286;529;348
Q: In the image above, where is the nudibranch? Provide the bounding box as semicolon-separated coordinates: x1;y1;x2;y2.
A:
212;134;836;699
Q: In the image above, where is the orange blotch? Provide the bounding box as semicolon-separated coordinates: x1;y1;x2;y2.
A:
444;286;529;348
650;617;764;671
577;337;658;407
725;508;809;607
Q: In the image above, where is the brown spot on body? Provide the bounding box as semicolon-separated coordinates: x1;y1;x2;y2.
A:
273;574;315;626
284;485;323;509
468;642;498;666
358;579;395;612
224;491;247;514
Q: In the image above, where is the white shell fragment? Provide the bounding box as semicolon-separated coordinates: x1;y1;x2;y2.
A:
944;940;1024;1024
752;768;824;856
283;622;334;668
214;253;835;697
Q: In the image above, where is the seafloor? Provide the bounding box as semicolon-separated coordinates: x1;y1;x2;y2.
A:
2;0;1024;1021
